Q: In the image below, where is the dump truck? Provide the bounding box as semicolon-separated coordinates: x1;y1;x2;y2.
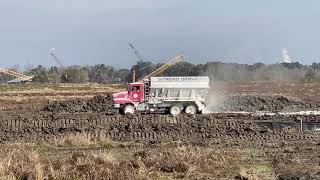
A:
112;76;209;115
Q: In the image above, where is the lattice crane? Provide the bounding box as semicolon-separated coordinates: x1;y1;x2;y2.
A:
128;43;184;82
50;48;65;70
129;43;145;62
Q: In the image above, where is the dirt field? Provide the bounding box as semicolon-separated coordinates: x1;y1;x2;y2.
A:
0;82;319;179
0;84;123;111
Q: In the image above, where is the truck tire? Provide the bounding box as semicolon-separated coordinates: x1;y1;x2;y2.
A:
185;104;197;115
170;105;181;116
119;108;124;114
123;104;135;115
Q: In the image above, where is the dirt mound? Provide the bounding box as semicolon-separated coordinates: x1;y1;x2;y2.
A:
217;96;313;112
44;95;316;114
43;95;114;113
0;112;319;147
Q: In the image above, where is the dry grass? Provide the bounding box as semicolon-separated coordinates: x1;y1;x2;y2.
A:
0;143;244;179
134;146;245;179
43;151;135;180
0;147;43;180
54;133;96;146
0;142;316;179
0;147;135;180
53;133;115;149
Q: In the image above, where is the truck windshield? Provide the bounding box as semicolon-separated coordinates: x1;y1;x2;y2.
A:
132;86;140;92
128;84;141;92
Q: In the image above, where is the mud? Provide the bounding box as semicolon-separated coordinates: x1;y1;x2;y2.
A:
43;95;320;114
3;95;311;145
213;95;318;112
0;111;319;147
43;95;114;114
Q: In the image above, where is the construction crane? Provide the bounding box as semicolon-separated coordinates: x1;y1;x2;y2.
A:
50;48;65;70
141;54;185;81
0;68;33;81
129;43;147;82
128;43;184;82
129;43;145;62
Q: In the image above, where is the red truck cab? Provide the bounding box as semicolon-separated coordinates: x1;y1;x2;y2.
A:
112;82;144;114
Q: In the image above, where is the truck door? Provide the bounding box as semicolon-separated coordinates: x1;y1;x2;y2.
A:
130;85;144;102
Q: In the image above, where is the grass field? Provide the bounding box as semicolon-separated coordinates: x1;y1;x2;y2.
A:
0;135;280;180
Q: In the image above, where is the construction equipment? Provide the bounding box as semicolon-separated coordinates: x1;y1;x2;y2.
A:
132;54;184;83
129;43;146;82
50;48;65;70
129;43;145;62
141;54;184;80
0;68;33;82
128;43;184;82
112;76;209;115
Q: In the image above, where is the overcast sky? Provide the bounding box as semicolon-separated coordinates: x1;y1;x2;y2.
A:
0;0;320;69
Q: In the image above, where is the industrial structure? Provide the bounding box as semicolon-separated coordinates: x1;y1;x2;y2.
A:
0;68;33;84
50;48;66;70
128;42;185;82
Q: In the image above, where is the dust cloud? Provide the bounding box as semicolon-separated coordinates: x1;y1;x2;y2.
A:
203;83;227;113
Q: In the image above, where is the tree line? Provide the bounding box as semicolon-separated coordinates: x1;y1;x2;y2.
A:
1;61;320;84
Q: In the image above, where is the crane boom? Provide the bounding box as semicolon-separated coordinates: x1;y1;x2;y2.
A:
0;68;33;81
50;48;65;70
129;43;145;62
50;53;65;70
141;54;184;80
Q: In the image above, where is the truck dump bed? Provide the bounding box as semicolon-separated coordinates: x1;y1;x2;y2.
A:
148;76;209;101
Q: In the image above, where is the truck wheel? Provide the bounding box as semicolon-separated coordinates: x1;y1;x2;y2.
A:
170;105;181;116
185;105;197;115
123;104;135;115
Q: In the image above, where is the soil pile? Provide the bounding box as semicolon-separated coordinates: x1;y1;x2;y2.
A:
43;95;114;113
0;112;319;146
43;94;316;114
217;96;314;112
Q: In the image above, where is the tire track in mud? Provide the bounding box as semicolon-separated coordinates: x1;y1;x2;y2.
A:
0;112;319;147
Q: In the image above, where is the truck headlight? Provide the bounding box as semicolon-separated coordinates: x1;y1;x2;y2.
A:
113;104;120;108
